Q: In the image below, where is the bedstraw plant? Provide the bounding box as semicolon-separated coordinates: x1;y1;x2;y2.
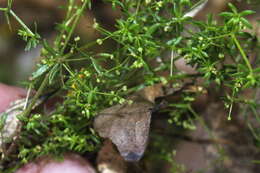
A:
0;0;260;172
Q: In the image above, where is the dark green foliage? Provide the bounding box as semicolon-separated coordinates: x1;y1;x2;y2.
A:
1;0;260;172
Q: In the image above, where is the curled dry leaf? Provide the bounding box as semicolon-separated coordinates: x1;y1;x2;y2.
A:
94;94;154;162
140;84;164;103
94;83;198;162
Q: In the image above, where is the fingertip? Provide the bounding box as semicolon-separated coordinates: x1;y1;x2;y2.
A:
15;153;96;173
0;83;27;113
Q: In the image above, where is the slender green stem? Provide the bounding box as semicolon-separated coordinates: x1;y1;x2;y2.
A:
227;89;236;121
9;9;35;36
62;63;75;76
189;105;223;155
65;0;75;22
0;8;7;11
60;0;89;54
1;72;50;161
55;0;75;49
170;50;174;76
23;84;32;110
21;72;50;118
252;160;260;164
228;101;233;121
231;33;253;73
61;40;97;60
210;33;231;40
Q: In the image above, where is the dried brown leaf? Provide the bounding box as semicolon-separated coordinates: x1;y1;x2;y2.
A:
94;95;154;162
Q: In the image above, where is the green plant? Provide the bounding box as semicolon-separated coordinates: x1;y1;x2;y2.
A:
0;0;260;172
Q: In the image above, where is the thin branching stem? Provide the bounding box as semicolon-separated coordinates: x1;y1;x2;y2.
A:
20;72;50;118
231;33;253;73
9;10;35;36
60;0;89;54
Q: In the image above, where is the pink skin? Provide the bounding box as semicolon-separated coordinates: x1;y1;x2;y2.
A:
0;83;96;173
15;153;96;173
0;83;27;113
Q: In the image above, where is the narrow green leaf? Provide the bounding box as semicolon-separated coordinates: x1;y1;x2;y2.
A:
240;10;255;17
228;3;237;13
90;57;103;74
219;12;233;18
240;17;253;29
32;64;50;79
